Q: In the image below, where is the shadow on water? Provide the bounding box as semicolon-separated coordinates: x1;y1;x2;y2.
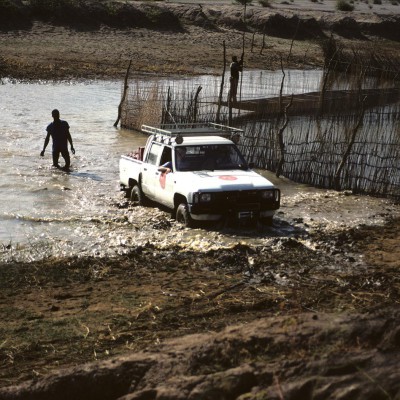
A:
153;200;307;241
50;167;104;181
203;216;306;238
68;171;103;181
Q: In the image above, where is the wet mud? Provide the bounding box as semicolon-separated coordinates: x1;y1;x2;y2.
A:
1;183;399;388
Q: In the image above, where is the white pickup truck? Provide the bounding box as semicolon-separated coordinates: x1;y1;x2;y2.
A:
119;123;280;227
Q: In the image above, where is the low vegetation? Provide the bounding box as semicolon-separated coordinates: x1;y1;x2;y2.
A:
336;0;355;10
258;0;272;7
0;0;182;29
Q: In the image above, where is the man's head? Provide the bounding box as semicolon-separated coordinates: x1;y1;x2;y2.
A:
232;56;238;62
52;109;60;120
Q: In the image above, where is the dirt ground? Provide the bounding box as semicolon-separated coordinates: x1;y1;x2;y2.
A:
1;1;400;398
0;213;399;398
0;22;320;80
0;187;399;393
1;1;399;80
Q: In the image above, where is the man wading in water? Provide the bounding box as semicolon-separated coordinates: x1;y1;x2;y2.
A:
40;109;75;171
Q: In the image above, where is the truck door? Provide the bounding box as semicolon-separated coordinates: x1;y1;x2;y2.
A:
141;142;163;198
156;146;175;209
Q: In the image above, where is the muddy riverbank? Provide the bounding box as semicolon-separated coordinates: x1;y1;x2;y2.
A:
1;1;400;80
1;184;400;396
0;215;400;397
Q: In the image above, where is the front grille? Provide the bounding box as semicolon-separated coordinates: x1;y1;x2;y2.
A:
224;190;260;204
190;189;280;215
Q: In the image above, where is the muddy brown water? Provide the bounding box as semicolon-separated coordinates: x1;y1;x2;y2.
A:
1;77;399;263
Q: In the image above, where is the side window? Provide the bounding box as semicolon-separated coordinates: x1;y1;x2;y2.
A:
159;146;172;166
146;143;162;165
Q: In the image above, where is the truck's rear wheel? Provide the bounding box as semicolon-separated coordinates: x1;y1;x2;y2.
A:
176;203;193;227
130;185;147;206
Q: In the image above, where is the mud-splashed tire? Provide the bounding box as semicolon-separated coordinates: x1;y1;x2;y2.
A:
176;203;193;228
130;185;147;206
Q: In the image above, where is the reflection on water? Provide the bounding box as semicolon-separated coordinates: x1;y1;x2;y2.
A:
0;76;398;263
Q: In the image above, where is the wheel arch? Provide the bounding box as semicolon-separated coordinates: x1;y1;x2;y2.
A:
128;174;142;189
171;193;187;219
173;193;187;209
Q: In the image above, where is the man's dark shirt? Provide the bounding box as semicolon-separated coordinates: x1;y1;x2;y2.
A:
46;120;70;152
230;61;242;80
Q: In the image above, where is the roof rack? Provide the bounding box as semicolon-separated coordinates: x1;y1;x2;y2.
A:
141;123;243;144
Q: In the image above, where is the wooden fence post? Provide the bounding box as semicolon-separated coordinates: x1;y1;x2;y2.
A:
216;41;226;124
334;96;367;190
162;87;172;125
193;85;202;123
239;33;245;113
114;59;132;127
276;95;293;178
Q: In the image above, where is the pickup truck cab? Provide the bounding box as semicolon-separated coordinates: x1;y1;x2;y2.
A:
120;123;280;226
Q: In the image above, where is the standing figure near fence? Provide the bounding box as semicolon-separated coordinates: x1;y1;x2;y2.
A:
40;109;75;172
229;55;243;104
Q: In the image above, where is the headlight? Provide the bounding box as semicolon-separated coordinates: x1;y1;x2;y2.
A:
260;190;274;200
193;193;213;203
199;193;212;202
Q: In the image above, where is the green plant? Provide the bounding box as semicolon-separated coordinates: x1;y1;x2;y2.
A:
258;0;272;6
336;0;355;10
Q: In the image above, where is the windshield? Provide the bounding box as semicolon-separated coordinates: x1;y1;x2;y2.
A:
175;144;248;172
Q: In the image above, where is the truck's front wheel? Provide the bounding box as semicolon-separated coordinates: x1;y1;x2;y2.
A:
176;203;194;228
130;185;147;206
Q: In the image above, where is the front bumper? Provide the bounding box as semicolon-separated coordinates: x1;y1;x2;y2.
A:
188;189;280;221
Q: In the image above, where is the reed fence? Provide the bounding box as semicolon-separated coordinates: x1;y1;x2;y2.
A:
120;61;400;200
240;110;400;200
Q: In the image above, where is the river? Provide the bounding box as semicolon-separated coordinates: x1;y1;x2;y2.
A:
0;80;144;261
1;75;398;263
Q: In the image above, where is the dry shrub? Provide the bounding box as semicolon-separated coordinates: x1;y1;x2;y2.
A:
336;0;355;10
258;0;273;6
137;84;163;128
123;82;163;130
